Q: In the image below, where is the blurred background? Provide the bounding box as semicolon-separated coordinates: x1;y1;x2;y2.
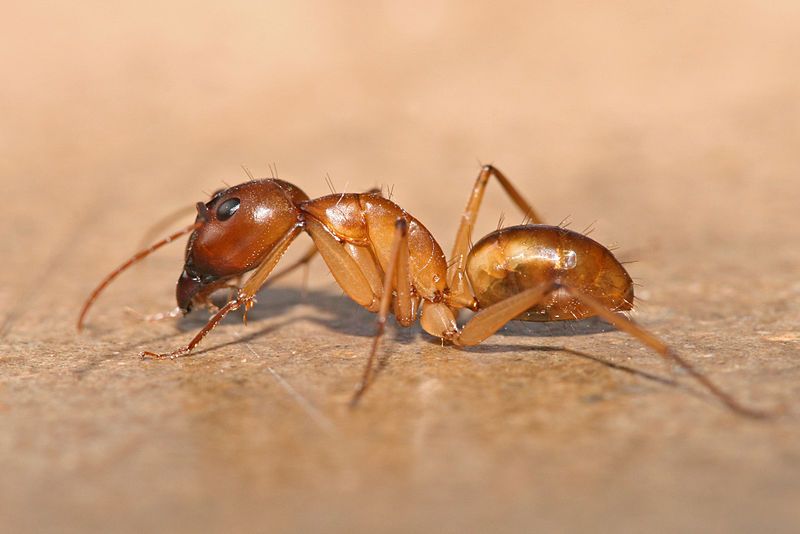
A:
1;1;799;533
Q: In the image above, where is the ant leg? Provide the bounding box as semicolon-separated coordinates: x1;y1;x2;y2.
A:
390;222;415;327
140;300;240;360
304;218;377;308
350;218;411;406
449;165;544;305
263;243;319;288
304;216;414;404
140;226;303;360
450;281;768;418
454;282;559;346
559;284;771;419
343;243;386;312
261;189;385;291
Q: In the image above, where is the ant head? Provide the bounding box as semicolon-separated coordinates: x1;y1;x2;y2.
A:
177;179;309;313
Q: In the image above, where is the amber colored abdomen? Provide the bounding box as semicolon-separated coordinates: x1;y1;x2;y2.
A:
466;225;634;321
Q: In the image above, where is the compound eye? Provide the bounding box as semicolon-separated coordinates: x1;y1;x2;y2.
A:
216;198;240;221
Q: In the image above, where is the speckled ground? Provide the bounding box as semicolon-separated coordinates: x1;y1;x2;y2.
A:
1;2;799;533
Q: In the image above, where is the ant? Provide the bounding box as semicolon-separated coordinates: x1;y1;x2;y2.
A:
77;165;768;417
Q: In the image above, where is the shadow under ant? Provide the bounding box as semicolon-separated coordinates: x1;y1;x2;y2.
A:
123;286;721;409
185;287;694;389
529;345;715;406
186;318;294;359
166;285;629;372
362;341;710;409
176;286;422;343
176;285;619;342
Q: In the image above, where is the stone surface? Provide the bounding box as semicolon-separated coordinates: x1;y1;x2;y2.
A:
1;2;799;532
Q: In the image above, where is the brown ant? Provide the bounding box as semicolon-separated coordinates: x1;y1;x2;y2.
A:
77;165;768;417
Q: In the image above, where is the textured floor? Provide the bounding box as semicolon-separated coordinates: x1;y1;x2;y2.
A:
2;2;799;533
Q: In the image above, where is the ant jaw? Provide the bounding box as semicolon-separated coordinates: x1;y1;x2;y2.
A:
176;267;236;316
176;269;205;313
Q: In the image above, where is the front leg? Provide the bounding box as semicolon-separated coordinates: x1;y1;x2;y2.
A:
140;226;302;360
141;298;244;360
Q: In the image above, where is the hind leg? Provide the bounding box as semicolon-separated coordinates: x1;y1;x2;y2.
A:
424;280;768;418
449;165;544;305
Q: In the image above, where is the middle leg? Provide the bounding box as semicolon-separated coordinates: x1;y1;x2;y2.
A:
350;218;414;406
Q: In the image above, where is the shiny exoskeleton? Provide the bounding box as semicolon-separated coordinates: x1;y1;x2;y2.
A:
77;165;766;417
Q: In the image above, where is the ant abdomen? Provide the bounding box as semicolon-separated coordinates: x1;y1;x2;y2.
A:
466;225;634;321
